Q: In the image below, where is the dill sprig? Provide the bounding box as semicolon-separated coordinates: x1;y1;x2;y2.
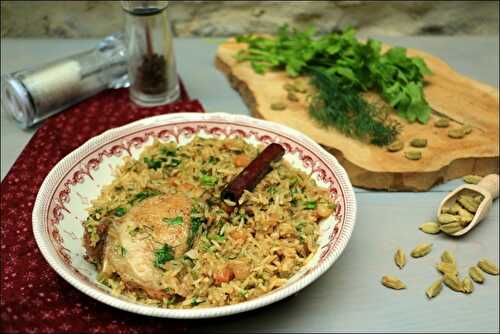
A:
306;66;400;145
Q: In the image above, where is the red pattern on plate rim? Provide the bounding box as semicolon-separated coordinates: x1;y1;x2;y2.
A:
45;121;346;286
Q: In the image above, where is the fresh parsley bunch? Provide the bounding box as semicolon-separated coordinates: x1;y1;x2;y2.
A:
235;25;432;145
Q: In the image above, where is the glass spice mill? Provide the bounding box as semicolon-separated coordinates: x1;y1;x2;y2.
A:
121;1;180;106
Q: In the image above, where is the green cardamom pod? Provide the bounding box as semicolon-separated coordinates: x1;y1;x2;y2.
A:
434;118;450;128
469;266;485;284
448;128;465;139
443;203;461;215
478;259;499;275
457;195;480;213
443;273;464;292
387;140;404;152
404;150;422;161
463;175;482;184
287;92;299;102
441;250;456;264
456;205;474;224
270;102;287;111
394;248;406;269
462;277;474;294
425;279;443;299
411;243;433;258
462;124;473;135
283;83;298;92
436;262;458;276
381;276;406;290
473;195;484;204
419;222;441;234
410;138;428;148
440;222;463;235
438;213;460;224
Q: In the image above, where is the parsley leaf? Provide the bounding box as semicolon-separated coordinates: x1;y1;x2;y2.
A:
164;216;184;225
114;207;127;217
200;173;218;187
129;189;162;205
153;244;174;268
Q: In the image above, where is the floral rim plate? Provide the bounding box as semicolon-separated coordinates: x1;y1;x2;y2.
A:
32;112;357;318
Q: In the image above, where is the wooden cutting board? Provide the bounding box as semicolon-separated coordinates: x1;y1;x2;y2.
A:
215;38;499;191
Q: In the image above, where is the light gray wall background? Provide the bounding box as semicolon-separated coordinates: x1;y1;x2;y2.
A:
1;1;499;38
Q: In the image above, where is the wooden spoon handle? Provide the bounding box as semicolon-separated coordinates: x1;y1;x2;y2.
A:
478;174;499;200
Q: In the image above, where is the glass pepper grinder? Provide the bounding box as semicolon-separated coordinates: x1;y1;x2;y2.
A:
121;1;180;107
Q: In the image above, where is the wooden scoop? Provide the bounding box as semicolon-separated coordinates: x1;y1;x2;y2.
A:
437;174;499;236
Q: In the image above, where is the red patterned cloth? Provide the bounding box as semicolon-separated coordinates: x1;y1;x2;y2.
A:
1;85;204;333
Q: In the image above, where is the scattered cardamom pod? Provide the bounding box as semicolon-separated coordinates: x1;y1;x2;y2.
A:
462;277;474;294
469;266;485;284
270;102;287;111
411;243;433;258
405;150;422;161
477;259;499;275
436;262;458;276
410;138;428;148
463;175;482;184
287;92;299;102
443;273;464;292
381;276;406;290
438;213;460;224
462;124;473;135
441;250;456;264
394;248;406;269
457;195;480;213
448;128;465;139
440;222;463;235
419;222;441;234
425;279;443;299
283;83;298;92
387;140;404;152
434;118;450;128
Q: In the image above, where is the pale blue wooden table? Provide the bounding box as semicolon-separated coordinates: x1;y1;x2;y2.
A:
1;37;499;332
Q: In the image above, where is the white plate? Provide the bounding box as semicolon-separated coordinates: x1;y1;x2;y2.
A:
32;112;357;318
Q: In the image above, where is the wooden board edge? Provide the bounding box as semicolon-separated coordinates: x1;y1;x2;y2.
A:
214;55;500;192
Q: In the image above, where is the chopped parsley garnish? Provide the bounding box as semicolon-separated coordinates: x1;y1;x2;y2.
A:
190;297;204;306
153;244;174;268
207;156;219;164
208;234;225;242
144;157;162;170
160;147;177;157
187;214;206;248
166;158;181;167
120;246;127;256
304;200;317;209
267;185;277;194
114;207;127;217
200;173;218;187
163;216;184;225
295;221;306;232
129;189;162;205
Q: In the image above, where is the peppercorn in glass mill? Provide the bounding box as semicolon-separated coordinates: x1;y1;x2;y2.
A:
122;1;180;106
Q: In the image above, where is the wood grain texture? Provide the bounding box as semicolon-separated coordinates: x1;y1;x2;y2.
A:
215;39;499;191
